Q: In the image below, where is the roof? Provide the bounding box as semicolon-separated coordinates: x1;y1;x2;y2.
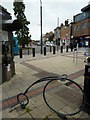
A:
0;5;11;16
81;4;90;12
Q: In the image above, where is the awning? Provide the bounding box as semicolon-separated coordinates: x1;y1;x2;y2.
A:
2;19;22;31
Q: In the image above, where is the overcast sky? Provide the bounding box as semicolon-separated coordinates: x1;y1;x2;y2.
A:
0;0;89;40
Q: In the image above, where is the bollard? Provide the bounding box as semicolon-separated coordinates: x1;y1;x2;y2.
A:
83;57;90;113
66;45;68;52
44;47;46;56
32;48;35;57
19;48;22;58
71;46;73;52
53;46;55;54
61;46;63;53
50;46;52;52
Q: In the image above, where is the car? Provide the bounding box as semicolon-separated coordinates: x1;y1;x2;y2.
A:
37;42;41;46
45;42;54;46
49;43;54;46
46;43;50;46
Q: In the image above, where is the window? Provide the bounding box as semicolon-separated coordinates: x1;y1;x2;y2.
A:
88;22;90;28
74;26;76;31
82;11;90;20
75;14;82;22
82;23;87;30
77;25;79;31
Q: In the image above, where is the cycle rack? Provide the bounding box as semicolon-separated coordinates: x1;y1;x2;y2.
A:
16;74;85;119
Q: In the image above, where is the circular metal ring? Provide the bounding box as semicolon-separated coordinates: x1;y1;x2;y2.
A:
17;93;29;108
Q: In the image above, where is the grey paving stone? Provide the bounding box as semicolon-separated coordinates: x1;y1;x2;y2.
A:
17;112;32;118
62;105;76;114
15;106;26;115
2;109;19;118
49;113;61;119
30;104;53;118
30;95;45;107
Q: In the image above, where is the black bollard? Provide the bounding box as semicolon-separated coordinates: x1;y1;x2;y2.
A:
44;47;46;56
66;45;68;52
50;46;52;52
19;48;22;58
70;45;73;52
61;46;63;53
32;48;35;57
71;46;73;52
53;46;55;54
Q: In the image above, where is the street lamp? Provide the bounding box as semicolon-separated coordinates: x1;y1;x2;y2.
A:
67;19;73;51
40;0;43;54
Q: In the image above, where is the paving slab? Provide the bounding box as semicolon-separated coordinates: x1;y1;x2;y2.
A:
30;104;53;118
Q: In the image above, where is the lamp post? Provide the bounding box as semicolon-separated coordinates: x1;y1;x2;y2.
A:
40;0;43;54
67;19;73;51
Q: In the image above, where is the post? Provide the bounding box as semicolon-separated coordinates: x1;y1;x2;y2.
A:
53;46;55;54
19;48;22;58
44;46;46;55
50;46;52;52
71;42;73;52
70;22;73;52
73;49;75;62
61;46;63;53
66;45;68;52
32;48;35;57
40;0;43;54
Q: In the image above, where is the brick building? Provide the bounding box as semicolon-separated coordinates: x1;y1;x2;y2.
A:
60;20;71;46
72;3;90;47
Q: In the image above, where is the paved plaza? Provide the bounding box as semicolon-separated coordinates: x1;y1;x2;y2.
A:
1;48;90;119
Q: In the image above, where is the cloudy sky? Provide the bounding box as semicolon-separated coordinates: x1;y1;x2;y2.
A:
0;0;89;40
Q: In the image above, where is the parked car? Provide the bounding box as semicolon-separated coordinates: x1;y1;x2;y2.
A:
37;42;41;46
45;42;54;46
46;43;50;46
49;43;54;46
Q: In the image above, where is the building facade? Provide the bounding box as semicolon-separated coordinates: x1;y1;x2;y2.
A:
72;4;90;47
60;20;71;46
54;27;60;45
42;31;54;44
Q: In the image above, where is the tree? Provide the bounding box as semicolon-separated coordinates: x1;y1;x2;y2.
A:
13;0;30;47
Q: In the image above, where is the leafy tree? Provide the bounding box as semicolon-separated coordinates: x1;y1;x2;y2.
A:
13;0;30;47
